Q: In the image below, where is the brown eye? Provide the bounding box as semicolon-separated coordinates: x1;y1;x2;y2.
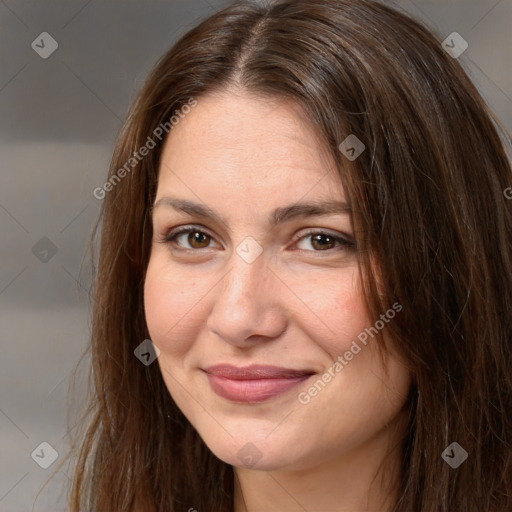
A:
309;233;337;251
163;227;216;250
295;231;355;253
187;231;211;249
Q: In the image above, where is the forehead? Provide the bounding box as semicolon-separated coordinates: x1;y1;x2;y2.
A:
157;90;346;203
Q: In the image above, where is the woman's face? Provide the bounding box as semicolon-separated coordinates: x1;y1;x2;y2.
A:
144;90;411;472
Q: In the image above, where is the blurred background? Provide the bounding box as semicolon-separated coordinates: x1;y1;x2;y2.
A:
1;0;511;510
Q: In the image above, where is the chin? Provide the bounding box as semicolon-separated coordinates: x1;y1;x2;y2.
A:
199;430;311;472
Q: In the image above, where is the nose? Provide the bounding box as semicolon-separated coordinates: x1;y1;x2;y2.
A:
206;246;287;348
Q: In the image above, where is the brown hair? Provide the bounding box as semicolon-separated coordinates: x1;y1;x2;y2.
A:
64;0;512;510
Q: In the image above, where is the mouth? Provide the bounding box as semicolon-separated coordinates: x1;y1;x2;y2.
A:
202;364;316;403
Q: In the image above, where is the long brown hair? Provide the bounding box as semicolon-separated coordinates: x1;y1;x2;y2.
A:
65;0;512;510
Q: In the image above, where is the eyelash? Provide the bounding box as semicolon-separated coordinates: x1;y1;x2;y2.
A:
157;225;356;255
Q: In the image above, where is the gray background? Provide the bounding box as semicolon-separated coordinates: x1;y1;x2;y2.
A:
1;0;511;510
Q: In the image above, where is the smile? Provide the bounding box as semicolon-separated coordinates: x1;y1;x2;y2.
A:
202;364;316;403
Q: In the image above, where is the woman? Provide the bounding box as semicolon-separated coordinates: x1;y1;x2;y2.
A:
67;0;512;510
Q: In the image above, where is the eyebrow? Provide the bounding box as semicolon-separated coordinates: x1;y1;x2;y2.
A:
151;196;351;228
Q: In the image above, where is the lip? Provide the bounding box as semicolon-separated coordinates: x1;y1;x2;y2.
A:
203;364;316;403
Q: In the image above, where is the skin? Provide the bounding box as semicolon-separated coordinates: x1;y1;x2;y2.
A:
144;88;412;511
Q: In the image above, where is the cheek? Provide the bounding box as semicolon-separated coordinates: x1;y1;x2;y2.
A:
143;258;205;356
295;265;369;356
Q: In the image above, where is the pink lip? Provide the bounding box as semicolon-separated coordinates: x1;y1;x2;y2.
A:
203;364;315;403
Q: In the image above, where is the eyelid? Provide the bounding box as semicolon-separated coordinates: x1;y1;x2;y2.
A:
290;227;354;245
160;224;219;249
158;224;355;253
